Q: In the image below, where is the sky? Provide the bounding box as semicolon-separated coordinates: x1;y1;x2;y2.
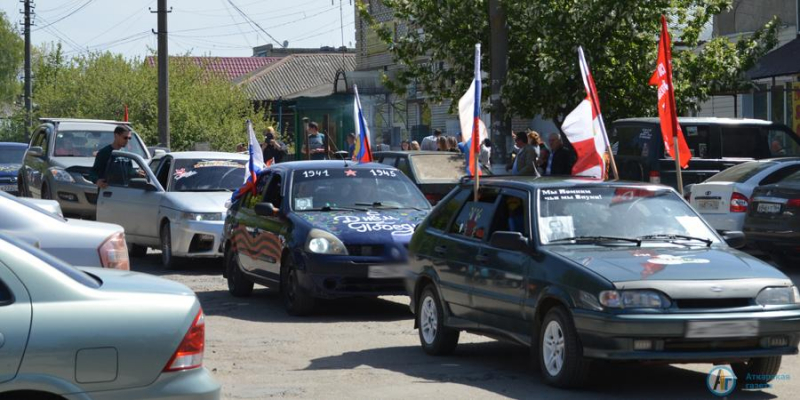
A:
1;0;357;59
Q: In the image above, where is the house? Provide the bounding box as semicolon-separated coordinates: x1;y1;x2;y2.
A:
144;56;281;81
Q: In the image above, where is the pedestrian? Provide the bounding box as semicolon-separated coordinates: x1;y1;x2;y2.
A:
447;136;459;153
505;131;525;172
401;140;410;151
421;129;442;151
304;122;326;160
511;130;542;176
437;136;449;151
545;132;575;175
263;127;288;163
89;125;141;189
410;140;421;151
479;138;492;168
346;132;357;158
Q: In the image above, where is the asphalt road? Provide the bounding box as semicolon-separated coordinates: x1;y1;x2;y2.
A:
133;253;800;400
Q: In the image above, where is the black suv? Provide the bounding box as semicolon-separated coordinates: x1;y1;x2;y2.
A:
611;117;800;189
406;176;800;388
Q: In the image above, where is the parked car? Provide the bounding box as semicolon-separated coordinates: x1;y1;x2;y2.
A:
0;233;220;399
0;190;129;269
406;176;800;388
0;142;27;196
688;158;800;232
222;161;432;315
19;118;151;219
374;150;492;205
744;169;800;267
23;198;63;217
611;117;800;189
96;151;248;269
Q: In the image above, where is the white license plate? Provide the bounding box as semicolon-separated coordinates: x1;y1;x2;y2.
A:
368;265;406;279
0;184;16;192
697;199;720;210
757;203;781;214
685;320;759;338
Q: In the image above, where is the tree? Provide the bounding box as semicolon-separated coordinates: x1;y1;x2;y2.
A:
358;0;779;128
0;11;24;102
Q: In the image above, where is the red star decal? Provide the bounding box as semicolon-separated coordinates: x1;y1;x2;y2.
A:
345;169;357;177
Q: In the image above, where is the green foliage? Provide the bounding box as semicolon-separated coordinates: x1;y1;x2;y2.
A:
0;11;23;102
359;0;779;126
25;45;270;151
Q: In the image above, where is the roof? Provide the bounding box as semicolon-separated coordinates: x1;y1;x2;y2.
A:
746;37;800;80
0;142;27;148
164;151;248;160
373;151;443;156
461;176;673;191
238;53;356;100
145;56;281;81
614;117;778;126
267;160;392;173
40;118;130;125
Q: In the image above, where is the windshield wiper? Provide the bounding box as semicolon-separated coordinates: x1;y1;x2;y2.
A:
305;205;368;212
638;234;713;247
549;236;642;246
354;202;425;211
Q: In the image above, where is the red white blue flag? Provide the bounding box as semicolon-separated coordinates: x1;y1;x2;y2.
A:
232;120;266;200
458;44;487;176
353;84;373;163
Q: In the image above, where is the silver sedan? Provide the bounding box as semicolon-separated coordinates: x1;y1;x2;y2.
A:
0;233;220;399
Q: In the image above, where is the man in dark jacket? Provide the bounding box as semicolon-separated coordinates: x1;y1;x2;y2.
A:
262;128;287;163
89;125;137;189
545;133;575;175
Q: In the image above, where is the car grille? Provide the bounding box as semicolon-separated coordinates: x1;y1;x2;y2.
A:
674;298;752;309
85;192;98;205
346;244;385;257
663;338;761;352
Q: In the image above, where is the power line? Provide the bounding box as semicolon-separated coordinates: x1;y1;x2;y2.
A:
290;20;354;42
33;0;96;31
220;0;253;48
226;0;282;47
81;0;155;47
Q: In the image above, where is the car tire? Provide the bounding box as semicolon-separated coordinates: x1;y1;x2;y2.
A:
732;356;782;385
280;256;315;316
129;244;147;258
226;247;253;297
160;222;181;270
539;306;591;388
417;285;459;356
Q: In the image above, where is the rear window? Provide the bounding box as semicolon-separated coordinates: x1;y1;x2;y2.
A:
410;154;487;181
779;170;800;184
611;126;655;157
0;233;100;288
705;161;777;183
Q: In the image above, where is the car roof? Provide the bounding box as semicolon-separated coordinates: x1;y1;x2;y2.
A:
373;151;444;156
39;118;131;125
614;117;781;126
462;175;673;191
45;120;137;132
268;160;397;172
0;142;28;148
163;151;249;160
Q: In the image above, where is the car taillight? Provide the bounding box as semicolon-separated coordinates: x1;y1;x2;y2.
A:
787;199;800;208
98;232;130;270
164;309;205;372
424;193;442;205
648;171;660;184
730;192;749;213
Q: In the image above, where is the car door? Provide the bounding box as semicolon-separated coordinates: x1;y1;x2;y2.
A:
472;188;532;334
96;152;164;243
24;128;48;198
256;171;287;279
233;172;272;276
0;261;32;384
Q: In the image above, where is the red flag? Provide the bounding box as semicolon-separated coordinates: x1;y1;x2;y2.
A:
649;15;691;169
123;104;129;122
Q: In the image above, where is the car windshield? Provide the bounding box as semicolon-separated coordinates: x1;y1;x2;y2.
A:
170;159;247;192
411;154;490;182
291;168;431;211
54;130;147;158
0;146;26;164
704;161;777;183
537;186;719;245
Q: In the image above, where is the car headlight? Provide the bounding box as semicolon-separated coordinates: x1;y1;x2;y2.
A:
756;286;800;306
305;228;348;255
599;290;671;309
98;232;130;270
182;212;223;221
49;168;75;183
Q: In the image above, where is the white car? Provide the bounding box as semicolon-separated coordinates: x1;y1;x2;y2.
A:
96;151;248;269
689;158;800;231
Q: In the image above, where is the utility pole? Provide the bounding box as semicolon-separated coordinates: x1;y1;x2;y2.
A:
152;0;171;148
22;0;33;140
488;0;509;164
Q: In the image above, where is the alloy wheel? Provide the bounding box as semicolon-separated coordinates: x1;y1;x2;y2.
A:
542;320;566;376
420;295;438;345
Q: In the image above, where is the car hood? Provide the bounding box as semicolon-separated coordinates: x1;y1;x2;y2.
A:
164;191;231;213
552;246;788;283
0;163;21;175
50;156;96;169
80;266;195;296
296;209;428;244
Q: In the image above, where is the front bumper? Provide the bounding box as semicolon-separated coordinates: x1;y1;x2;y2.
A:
295;252;408;299
64;367;220;400
744;228;800;251
171;219;225;258
50;179;98;218
573;308;800;361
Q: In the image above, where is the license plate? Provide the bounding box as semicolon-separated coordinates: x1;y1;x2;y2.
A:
757;203;781;214
685;320;759;338
0;184;16;192
368;265;406;279
696;199;720;210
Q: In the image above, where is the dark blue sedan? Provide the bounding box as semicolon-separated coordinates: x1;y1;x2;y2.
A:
221;160;431;315
0;142;27;196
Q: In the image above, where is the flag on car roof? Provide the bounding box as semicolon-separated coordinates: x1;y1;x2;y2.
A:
353;84;373;163
561;46;611;179
231;120;266;201
458;44;488;177
649;15;691;169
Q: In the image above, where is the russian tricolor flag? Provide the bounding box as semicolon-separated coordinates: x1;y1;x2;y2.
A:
232;120;266;201
353;84;373;163
458;44;488;176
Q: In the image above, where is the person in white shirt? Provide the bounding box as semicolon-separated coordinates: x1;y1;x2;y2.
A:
479;138;492;168
421;129;442;151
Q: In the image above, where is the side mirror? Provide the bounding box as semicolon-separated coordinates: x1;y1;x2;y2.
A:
489;231;529;252
27;146;43;158
254;202;278;217
720;230;746;249
128;177;158;191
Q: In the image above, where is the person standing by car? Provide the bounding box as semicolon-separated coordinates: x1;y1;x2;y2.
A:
346;133;357;158
512;131;542;176
480;138;492;168
421;129;442;151
506;131;525;172
545;133;575;175
262;127;287;163
304;122;327;160
89;125;134;189
410;140;421;151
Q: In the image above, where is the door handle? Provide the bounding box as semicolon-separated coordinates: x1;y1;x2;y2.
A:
102;191;112;198
434;245;447;254
475;254;489;263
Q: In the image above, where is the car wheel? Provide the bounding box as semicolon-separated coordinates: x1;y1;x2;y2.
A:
129;244;147;258
41;183;51;200
160;223;181;269
732;356;782;385
539;306;591;388
281;256;315;316
417;285;459;355
226;247;253;297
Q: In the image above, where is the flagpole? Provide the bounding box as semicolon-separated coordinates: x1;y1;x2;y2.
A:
661;15;684;195
577;47;619;180
473;44;481;203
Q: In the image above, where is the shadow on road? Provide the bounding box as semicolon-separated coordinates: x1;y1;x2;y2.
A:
130;253;223;277
303;342;778;400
